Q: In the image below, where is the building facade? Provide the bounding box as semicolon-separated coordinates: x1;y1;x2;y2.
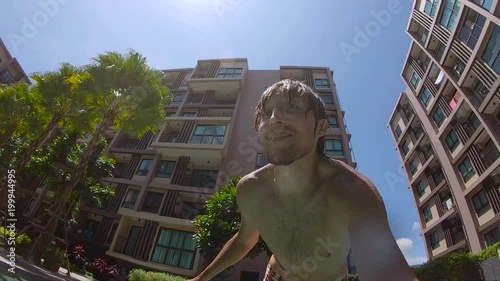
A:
16;58;355;279
0;38;30;84
388;0;500;261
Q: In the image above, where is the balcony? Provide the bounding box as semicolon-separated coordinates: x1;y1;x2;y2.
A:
479;142;500;168
187;60;246;95
113;235;137;256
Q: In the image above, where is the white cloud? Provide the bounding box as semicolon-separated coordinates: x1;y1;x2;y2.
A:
407;256;428;266
396;238;414;252
412;221;421;231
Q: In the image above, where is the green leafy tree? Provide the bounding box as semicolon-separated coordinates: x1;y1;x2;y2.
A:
0;83;43;147
15;63;86;173
29;50;169;261
193;177;271;264
26;131;115;263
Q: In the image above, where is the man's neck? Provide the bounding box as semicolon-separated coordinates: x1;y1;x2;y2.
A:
272;152;322;197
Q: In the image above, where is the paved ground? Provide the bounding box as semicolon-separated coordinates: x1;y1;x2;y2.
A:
0;248;95;281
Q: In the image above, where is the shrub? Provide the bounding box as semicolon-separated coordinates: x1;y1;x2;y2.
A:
413;252;483;281
477;242;500;262
41;245;66;272
128;269;187;281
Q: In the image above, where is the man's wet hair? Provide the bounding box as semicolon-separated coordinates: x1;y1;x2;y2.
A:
254;79;328;157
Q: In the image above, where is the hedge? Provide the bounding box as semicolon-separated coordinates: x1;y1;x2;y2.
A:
128;269;188;281
413;242;500;281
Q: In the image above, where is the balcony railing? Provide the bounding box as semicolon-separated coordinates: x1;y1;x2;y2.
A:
113;236;137;256
451;229;465;245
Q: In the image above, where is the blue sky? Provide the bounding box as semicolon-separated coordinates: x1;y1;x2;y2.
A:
1;0;428;265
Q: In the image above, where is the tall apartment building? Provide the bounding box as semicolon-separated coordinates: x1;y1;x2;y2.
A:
46;58;355;280
388;0;500;261
0;38;30;84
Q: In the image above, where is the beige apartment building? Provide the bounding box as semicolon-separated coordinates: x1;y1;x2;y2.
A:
0;38;30;84
37;59;356;280
388;0;500;261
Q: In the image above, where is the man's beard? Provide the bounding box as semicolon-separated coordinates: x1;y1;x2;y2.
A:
263;144;311;165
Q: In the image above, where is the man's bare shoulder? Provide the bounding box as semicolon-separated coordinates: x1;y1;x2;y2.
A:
236;167;271;208
325;159;385;218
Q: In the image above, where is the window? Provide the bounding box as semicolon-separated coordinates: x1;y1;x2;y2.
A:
468;112;481;130
453;60;466;78
325;139;344;156
83;219;100;240
474;81;489;103
424;0;439;17
472;0;493;11
482;26;500;74
187;94;204;103
432;107;446;127
445;130;460;153
328;116;339;128
410;72;420;88
409;160;419;175
423;205;433;222
185;170;217;188
458;157;476;183
150;228;197;269
436;43;446;60
421;30;429;44
217;68;242;78
320;94;334;106
136;159;153;176
141;191;164;213
122;189;139;209
170;94;184;104
165;132;179;143
395;124;402;138
402;141;410;155
458;9;486;50
190;125;226;145
0;69;13;83
420;87;433;107
484;227;500;247
315;79;329;89
430;231;440;249
240;271;260;281
440;0;461;31
255;153;269;169
416;181;426;198
156;161;176;178
179;79;187;88
472;190;491;216
121;139;138;149
106;222;119;245
182;112;197;117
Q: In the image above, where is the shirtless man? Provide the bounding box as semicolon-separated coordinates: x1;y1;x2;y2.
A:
190;79;418;281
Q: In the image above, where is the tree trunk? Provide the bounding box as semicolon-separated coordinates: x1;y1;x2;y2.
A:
0;124;17;148
27;114;115;262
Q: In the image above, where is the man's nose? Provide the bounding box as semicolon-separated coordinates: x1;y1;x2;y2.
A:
269;109;284;127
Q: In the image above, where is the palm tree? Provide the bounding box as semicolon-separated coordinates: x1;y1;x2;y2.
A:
28;50;169;261
0;83;42;147
15;63;86;173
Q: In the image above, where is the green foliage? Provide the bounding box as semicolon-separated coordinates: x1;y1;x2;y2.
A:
128;269;187;281
41;245;66;272
16;233;32;245
413;252;483;281
477;241;500;262
346;273;359;281
192;177;271;261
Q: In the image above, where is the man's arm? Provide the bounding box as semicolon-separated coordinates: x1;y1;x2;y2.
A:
346;176;418;280
190;178;260;281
